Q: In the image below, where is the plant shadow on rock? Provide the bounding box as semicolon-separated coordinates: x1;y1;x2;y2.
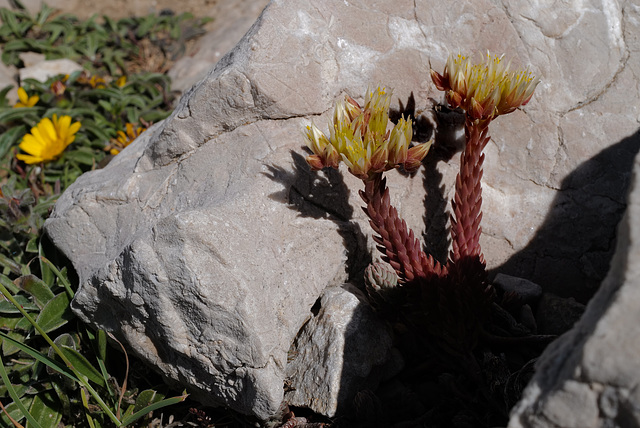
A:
494;129;640;304
391;93;466;265
264;151;372;283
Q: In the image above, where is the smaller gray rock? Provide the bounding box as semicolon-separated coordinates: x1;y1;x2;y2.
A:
493;273;543;305
536;293;585;336
18;52;45;67
19;59;83;83
285;284;399;417
519;304;537;334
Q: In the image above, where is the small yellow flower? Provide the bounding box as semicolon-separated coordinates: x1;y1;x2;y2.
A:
89;75;106;89
430;52;539;120
305;87;432;179
13;87;39;108
116;76;127;87
77;71;107;89
16;114;81;164
106;122;146;155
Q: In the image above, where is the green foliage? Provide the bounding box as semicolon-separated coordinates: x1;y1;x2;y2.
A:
0;256;188;427
0;68;173;273
0;2;213;426
0;1;190;274
0;1;211;74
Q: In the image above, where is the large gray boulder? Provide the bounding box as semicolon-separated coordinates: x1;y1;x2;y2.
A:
45;0;640;421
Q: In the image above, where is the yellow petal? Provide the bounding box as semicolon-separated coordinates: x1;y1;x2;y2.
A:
16;153;43;164
56;115;71;138
63;134;76;147
30;126;50;146
17;87;28;104
39;118;57;144
19;134;44;156
68;120;81;136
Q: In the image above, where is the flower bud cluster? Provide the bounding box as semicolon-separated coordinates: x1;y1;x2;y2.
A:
305;87;432;180
430;52;539;120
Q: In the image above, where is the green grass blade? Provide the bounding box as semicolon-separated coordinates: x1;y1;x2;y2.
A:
0;281;121;425
38;244;55;288
119;392;188;426
39;257;73;299
0;331;78;382
0;353;44;428
60;345;106;387
80;387;98;428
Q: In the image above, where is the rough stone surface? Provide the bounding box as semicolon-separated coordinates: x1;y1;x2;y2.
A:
285;284;398;417
508;152;640;427
167;0;270;92
43;0;640;421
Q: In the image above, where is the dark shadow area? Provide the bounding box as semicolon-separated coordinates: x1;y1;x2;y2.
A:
263;150;371;284
493;129;640;303
391;95;466;265
422;104;466;264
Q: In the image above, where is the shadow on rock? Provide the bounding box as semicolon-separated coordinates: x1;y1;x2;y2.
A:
493;129;640;303
264;150;371;284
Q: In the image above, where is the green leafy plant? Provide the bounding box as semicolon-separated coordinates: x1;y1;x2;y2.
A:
0;0;210;75
0;252;187;427
0;69;171;274
0;3;217;426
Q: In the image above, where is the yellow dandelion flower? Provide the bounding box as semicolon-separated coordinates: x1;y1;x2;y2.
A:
107;122;146;155
430;52;539;120
16;114;81;164
14;87;39;108
305;86;432;179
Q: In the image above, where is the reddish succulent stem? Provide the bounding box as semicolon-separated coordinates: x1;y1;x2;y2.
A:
359;174;446;283
449;118;491;266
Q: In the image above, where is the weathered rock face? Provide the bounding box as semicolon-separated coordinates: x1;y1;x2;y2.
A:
44;0;640;421
508;151;640;428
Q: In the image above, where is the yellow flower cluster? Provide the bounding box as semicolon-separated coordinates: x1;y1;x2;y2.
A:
105;122;146;155
305;87;432;180
17;114;81;164
430;52;539;120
